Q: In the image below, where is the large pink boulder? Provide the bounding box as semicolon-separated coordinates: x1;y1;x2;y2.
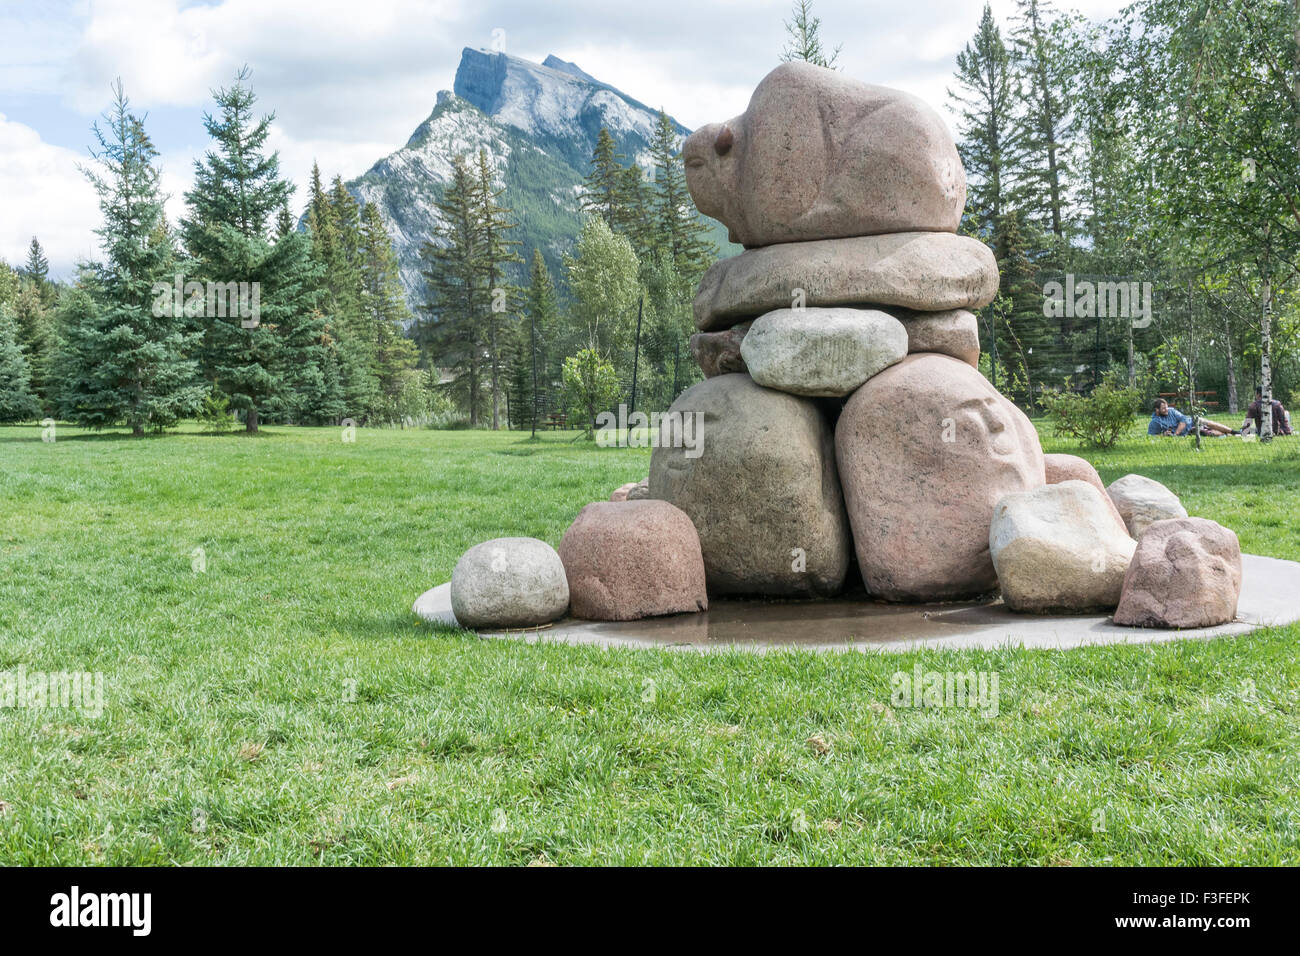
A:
692;232;999;332
558;500;708;621
1044;453;1129;537
682;61;965;247
835;354;1045;601
1113;518;1242;628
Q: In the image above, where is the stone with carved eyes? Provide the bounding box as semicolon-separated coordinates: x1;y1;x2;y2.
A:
835;353;1045;602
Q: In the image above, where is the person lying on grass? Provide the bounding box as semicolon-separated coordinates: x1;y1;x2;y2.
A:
1148;398;1238;437
1241;387;1293;436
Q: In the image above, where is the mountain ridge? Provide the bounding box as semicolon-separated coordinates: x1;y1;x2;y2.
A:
334;47;731;317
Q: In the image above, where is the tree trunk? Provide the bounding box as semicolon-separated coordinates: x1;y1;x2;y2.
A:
1224;315;1239;415
1261;272;1274;440
247;407;259;434
1126;318;1136;388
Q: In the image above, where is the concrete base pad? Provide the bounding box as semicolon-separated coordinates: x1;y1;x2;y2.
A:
413;553;1300;652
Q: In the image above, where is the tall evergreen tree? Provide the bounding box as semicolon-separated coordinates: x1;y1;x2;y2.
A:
11;279;54;406
359;202;418;410
1009;0;1075;244
59;81;203;434
951;4;1019;238
648;110;715;286
521;249;559;431
182;69;325;431
474;149;522;430
420;156;486;425
581;128;625;228
0;305;42;422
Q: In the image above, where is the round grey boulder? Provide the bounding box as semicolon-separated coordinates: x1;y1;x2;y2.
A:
1106;474;1188;538
648;373;850;597
450;537;569;629
740;307;907;397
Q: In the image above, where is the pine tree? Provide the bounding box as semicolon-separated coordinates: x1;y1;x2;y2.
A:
951;4;1019;238
522;249;559;432
23;237;51;302
0;305;42;422
11;279;54;406
581;128;625;228
61;81;203;434
182;69;325;431
1009;0;1074;244
185;67;291;241
420;156;486;425
360;202;418;411
474;149;522;430
780;0;841;68
648;110;715;287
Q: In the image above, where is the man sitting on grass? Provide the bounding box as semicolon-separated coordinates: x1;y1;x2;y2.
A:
1148;398;1238;437
1241;387;1293;436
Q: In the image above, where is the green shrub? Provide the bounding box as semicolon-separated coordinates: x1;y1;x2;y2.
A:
1040;372;1140;448
196;387;236;433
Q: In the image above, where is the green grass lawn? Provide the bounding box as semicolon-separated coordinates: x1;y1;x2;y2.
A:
1;420;1298;865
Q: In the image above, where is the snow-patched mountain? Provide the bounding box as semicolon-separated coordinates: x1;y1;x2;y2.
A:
345;47;728;312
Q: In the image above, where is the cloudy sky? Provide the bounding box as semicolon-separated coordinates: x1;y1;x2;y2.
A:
0;0;1126;278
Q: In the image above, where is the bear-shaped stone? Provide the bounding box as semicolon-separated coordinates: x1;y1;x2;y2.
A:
682;61;966;247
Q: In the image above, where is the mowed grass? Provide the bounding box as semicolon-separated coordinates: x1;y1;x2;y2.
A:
0;420;1298;865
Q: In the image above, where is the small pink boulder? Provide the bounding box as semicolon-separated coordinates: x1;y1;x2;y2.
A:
559;500;708;621
1113;517;1242;629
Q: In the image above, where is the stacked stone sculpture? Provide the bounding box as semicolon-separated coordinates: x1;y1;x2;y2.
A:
440;63;1244;633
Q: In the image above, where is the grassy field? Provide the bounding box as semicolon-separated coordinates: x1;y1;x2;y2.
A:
1;420;1298;865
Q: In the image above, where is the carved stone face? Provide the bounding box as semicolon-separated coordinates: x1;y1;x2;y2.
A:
835;354;1045;601
682;61;966;248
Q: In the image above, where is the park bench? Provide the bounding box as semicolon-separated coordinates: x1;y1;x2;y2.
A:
1160;390;1218;409
545;412;568;430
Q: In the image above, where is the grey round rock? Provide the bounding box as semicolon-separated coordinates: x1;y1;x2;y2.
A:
648;373;850;597
990;480;1137;612
1106;474;1188;538
449;537;569;629
740;307;907;397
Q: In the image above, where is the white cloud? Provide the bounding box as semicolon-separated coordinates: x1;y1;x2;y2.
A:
0;114;99;276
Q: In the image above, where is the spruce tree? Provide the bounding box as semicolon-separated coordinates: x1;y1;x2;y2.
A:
951;4;1019;238
581;128;625;228
62;81;203;434
360;202;418;410
420;156;486;425
474;149;522;430
648;110;715;287
11;279;54;407
182;69;325;431
23;237;53;305
522;249;559;431
0;305;42;422
1009;0;1074;244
